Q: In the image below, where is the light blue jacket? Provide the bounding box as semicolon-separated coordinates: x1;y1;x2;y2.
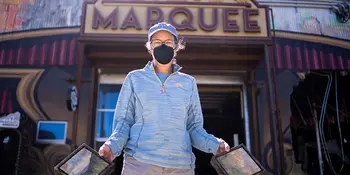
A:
105;61;221;169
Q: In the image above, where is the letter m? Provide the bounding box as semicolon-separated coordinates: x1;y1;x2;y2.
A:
92;7;118;29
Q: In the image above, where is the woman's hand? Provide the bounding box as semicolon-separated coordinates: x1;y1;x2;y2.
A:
216;141;230;154
98;144;114;161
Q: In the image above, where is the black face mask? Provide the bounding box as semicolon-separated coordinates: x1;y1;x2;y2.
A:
153;44;174;65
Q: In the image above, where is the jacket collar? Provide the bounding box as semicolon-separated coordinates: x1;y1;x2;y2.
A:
144;61;182;73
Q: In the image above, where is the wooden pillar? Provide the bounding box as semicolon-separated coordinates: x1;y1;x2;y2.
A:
71;43;84;148
247;71;262;162
88;68;99;147
264;44;285;175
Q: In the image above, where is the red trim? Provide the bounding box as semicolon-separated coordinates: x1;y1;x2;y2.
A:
329;53;335;69
295;47;302;69
303;46;310;69
0;34;82;66
275;44;282;69
284;45;291;69
0;49;5;65
59;40;67;65
50;41;58;65
312;48;319;69
29;45;36;65
69;39;76;65
8;49;14;65
274;38;350;70
320;50;325;69
0;89;11;113
16;47;22;64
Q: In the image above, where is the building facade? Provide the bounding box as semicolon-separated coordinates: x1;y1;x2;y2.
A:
0;0;349;174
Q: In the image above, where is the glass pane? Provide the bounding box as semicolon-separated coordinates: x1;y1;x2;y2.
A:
97;84;121;109
95;111;114;138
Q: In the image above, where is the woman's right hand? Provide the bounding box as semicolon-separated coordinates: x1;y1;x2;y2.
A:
98;144;114;161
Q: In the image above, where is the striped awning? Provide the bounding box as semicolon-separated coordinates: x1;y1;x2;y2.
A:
0;34;349;70
0;34;80;66
274;38;350;70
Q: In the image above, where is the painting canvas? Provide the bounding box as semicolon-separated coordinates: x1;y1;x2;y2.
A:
54;143;114;175
210;144;264;175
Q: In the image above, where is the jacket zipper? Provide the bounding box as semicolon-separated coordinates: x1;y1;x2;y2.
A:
152;66;181;93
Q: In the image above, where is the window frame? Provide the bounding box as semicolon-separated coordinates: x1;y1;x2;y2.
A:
94;84;122;149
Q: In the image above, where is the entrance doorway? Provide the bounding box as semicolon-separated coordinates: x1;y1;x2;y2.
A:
194;85;244;174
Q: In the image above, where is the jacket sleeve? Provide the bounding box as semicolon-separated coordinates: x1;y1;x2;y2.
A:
187;78;222;154
104;73;135;157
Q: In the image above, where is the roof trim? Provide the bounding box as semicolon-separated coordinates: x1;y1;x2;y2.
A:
0;28;79;42
274;31;350;50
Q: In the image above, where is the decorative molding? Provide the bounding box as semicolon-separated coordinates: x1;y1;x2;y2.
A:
0;69;47;122
331;2;350;23
0;28;79;42
20;140;72;174
274;31;350;50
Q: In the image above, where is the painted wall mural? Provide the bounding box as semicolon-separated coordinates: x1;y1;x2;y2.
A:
0;32;91;174
0;67;92;142
0;67;92;174
0;0;82;33
0;0;349;40
271;7;350;40
0;78;21;113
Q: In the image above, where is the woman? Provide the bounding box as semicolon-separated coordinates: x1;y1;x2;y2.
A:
99;22;230;175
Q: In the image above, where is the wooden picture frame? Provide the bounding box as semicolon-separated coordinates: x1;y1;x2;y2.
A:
54;143;115;175
210;144;265;175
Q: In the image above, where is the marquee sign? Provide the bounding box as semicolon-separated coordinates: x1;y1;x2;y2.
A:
81;0;270;39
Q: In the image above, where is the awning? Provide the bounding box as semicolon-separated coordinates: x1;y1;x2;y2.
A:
274;38;350;70
0;34;80;66
0;34;349;70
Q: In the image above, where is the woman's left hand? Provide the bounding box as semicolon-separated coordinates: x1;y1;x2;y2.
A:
217;141;230;154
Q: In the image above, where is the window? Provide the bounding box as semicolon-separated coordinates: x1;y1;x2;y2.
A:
94;84;121;148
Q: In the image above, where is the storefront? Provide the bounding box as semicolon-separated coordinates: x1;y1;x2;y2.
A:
1;0;350;174
78;0;283;174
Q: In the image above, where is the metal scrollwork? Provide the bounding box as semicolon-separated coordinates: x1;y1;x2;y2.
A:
20;146;47;175
1;114;72;175
331;2;350;23
44;144;72;175
20;144;72;175
17;122;72;175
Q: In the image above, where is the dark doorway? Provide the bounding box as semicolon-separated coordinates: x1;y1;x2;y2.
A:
194;85;244;175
